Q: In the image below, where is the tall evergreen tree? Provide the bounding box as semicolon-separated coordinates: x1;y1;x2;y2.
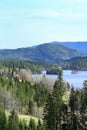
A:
7;110;19;130
0;108;7;130
43;93;55;130
80;82;87;129
29;118;36;130
52;69;64;130
19;121;25;130
37;119;43;130
43;69;65;130
69;87;77;113
69;88;82;130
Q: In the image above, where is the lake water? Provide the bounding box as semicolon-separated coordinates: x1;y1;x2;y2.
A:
47;70;87;89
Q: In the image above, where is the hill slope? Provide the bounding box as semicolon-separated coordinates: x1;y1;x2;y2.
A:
0;43;85;62
49;41;87;53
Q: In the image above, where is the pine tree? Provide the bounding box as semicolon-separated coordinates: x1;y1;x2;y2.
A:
28;100;33;114
69;87;77;113
19;121;25;130
52;69;64;130
80;82;87;129
7;110;19;130
69;88;81;130
0;108;7;130
29;118;36;130
43;69;65;130
37;119;43;130
81;82;87;111
43;93;55;130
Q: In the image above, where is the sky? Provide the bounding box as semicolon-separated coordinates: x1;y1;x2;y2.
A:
0;0;87;49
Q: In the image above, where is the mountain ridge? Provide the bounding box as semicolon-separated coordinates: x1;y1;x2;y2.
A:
49;41;87;53
0;43;86;63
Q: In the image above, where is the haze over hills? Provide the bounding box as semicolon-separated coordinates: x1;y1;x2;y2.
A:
49;41;87;53
0;43;86;63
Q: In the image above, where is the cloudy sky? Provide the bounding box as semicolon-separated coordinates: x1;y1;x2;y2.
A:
0;0;87;49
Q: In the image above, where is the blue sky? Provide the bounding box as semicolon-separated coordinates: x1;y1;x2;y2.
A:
0;0;87;49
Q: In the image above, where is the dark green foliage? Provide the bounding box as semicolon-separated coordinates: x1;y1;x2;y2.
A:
63;85;87;130
0;59;60;74
7;110;19;130
59;57;87;71
69;87;77;112
81;82;87;111
28;100;33;114
43;69;65;130
43;69;87;130
37;119;43;130
33;84;48;107
43;93;55;130
0;108;7;130
51;69;64;130
19;121;25;130
1;57;87;76
16;82;26;106
29;118;36;130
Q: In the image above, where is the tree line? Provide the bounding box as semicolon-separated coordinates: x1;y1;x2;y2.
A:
0;59;59;74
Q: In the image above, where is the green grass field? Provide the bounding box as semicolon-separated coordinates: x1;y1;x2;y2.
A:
18;114;41;124
5;111;42;125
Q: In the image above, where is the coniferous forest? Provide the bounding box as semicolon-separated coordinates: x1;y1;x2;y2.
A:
0;60;87;130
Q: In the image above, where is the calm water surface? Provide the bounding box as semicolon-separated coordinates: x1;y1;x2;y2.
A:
47;70;87;89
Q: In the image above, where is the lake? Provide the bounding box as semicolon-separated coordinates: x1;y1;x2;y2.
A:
46;70;87;89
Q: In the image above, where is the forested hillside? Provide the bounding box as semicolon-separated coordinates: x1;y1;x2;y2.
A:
0;68;87;130
59;56;87;70
1;57;87;77
0;43;85;62
0;59;59;74
50;41;87;53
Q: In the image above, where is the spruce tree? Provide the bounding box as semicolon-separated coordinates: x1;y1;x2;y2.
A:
69;87;76;113
43;93;55;130
0;108;7;130
43;69;65;130
19;121;25;130
29;118;36;130
80;83;87;129
37;119;43;130
7;110;19;130
52;69;64;130
69;88;81;130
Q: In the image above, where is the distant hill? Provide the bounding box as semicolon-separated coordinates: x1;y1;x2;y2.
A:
49;41;87;53
0;43;86;63
59;56;87;70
